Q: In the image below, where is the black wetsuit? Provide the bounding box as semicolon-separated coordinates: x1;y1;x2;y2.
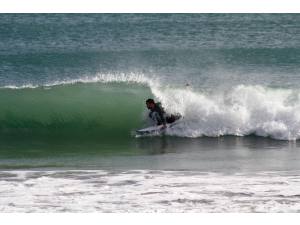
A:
149;103;178;126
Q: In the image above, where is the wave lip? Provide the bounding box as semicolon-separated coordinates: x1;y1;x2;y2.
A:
1;72;155;89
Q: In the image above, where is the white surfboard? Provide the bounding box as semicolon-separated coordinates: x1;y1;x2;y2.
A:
136;124;166;135
136;120;180;136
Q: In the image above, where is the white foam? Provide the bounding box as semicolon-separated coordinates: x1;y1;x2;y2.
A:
1;170;300;212
2;84;40;89
152;85;300;140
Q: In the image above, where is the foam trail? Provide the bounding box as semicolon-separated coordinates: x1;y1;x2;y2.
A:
151;85;300;140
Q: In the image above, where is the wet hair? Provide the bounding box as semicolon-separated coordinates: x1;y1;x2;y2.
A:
146;98;155;104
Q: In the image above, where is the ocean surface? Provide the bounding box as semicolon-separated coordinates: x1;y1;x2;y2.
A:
1;14;300;212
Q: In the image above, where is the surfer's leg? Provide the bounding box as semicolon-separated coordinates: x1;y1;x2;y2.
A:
166;115;176;124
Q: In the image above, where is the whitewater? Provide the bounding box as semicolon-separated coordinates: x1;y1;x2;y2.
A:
1;170;300;213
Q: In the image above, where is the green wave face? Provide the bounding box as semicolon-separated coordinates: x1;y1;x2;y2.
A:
0;83;151;140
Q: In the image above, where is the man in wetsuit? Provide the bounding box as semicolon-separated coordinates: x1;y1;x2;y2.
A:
146;98;178;128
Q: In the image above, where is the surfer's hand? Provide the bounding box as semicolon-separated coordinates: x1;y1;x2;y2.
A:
162;124;167;129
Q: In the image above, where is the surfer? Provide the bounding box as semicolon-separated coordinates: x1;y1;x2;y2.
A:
145;98;180;128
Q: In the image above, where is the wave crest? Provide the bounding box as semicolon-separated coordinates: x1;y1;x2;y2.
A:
1;72;154;89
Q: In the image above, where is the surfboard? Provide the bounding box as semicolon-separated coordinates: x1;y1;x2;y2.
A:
136;120;180;136
136;124;166;135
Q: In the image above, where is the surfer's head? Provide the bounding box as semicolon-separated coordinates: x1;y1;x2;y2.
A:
146;98;155;110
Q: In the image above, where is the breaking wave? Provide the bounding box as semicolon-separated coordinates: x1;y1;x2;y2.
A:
1;73;300;141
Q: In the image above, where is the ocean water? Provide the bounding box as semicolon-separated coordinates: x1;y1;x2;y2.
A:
1;14;300;212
